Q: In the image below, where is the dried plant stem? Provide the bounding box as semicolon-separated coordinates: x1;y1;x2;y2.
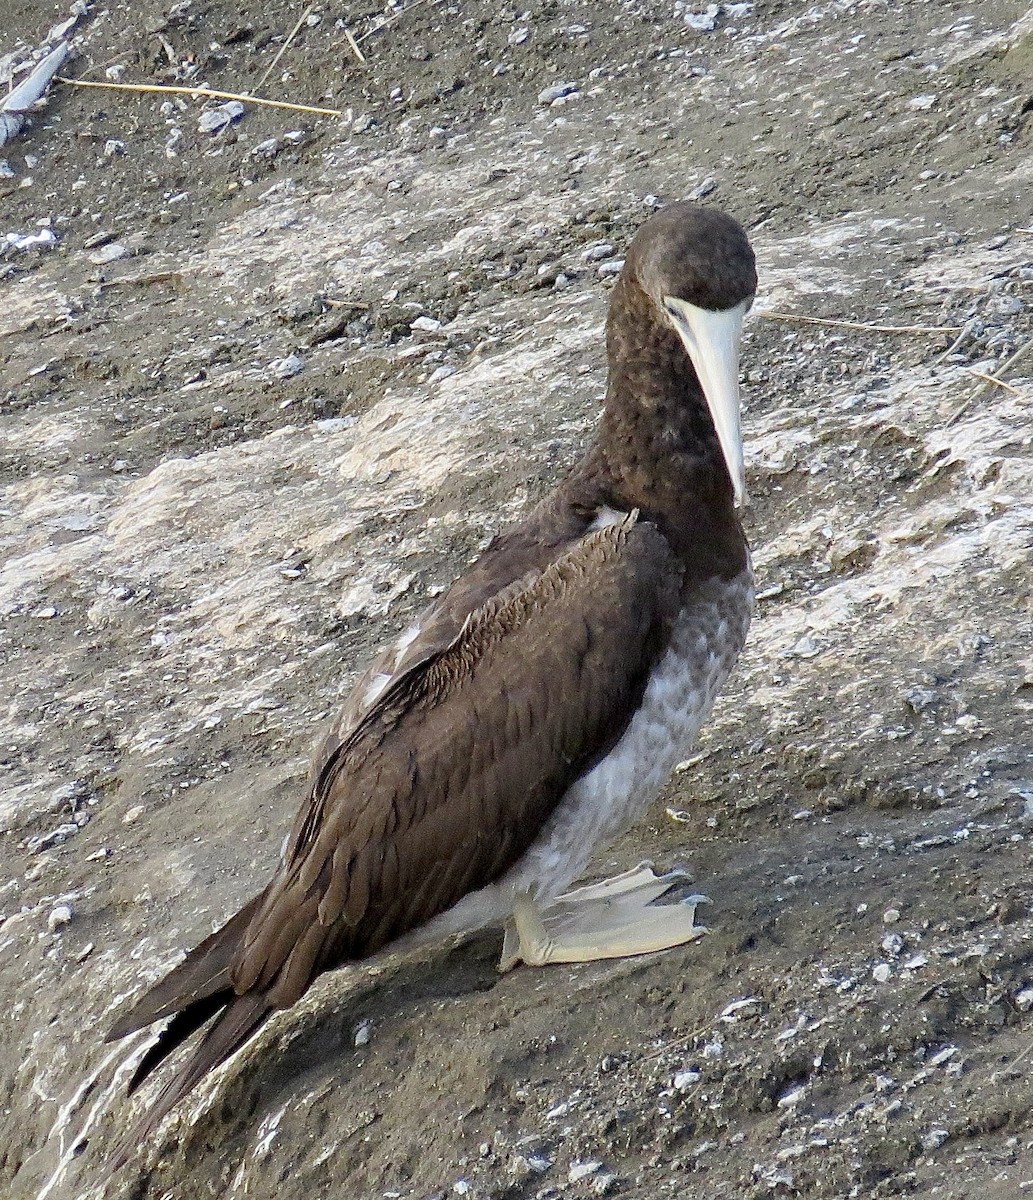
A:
760;310;961;336
55;77;343;118
356;0;447;44
966;369;1023;396
343;28;367;63
257;5;316;90
947;337;1033;426
934;317;978;364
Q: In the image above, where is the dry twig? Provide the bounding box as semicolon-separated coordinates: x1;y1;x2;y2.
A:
343;28;367;63
759;310;961;336
947;336;1033;425
257;5;316;91
55;77;343;118
934;318;978;365
966;369;1024;396
356;0;448;44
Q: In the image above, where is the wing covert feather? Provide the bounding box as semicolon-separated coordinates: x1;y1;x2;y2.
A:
235;513;680;1006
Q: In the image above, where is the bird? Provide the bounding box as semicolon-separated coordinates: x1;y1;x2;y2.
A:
106;200;758;1156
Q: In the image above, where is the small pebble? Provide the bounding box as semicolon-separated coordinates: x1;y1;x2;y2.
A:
428;365;456;384
569;1160;603;1183
903;686;936;713
872;962;892;983
411;315;442;333
597;259;625;277
27;823;80;853
270;353;304;379
198;101;245;134
929;1046;957;1067
689;176;718;200
83;229;116;249
538;81;578;105
47;904;73;932
883;907;901;924
1015;987;1033;1011
921;1128;949;1151
674;1068;701;1090
353;1018;374;1046
582;242;614;261
122;804;145;825
5;228;58;252
881;932;904;956
684;4;720;31
508;27;530;45
786;633;822;659
89;243;128;265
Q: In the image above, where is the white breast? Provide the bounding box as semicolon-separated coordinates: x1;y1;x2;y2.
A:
507;565;754;899
399;564;754;949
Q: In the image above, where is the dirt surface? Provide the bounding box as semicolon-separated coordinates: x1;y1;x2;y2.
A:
2;1;1033;1198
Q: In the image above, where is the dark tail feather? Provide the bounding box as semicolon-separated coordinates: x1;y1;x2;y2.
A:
107;894;271;1168
126;988;235;1096
111;993;273;1168
107;894;264;1042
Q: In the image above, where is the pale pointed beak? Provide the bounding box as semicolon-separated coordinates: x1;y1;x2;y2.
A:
663;296;750;507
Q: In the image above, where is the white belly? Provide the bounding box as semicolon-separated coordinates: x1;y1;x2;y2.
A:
396;565;753;949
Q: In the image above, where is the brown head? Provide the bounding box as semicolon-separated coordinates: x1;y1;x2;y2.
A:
608;203;757;507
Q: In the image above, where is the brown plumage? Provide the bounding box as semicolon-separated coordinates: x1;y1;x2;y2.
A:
106;202;758;1157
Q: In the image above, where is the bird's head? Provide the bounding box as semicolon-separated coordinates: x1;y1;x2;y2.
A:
623;203;757;507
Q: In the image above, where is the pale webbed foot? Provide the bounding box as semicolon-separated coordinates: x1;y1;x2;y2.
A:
498;863;709;972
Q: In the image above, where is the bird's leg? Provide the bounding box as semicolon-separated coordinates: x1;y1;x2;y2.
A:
498;864;709;972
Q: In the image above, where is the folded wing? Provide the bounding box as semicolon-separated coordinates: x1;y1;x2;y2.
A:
108;510;680;1150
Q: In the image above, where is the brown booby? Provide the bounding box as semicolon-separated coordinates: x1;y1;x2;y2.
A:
106;201;757;1154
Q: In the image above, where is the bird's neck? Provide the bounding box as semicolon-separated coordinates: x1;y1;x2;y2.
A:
565;278;746;578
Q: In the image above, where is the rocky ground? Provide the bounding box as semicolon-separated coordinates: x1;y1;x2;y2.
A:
1;0;1032;1197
